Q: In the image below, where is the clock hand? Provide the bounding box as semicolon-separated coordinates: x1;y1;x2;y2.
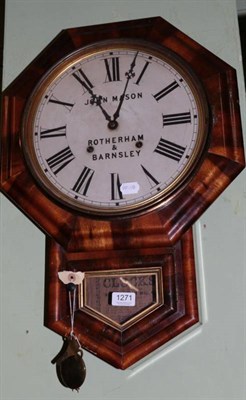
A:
79;80;112;123
90;94;112;123
112;51;139;123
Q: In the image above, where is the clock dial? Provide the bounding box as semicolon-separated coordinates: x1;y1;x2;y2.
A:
22;40;209;216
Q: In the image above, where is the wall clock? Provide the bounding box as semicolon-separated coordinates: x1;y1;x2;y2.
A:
1;16;245;384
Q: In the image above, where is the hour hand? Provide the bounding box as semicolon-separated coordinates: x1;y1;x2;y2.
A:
74;74;112;123
90;95;112;123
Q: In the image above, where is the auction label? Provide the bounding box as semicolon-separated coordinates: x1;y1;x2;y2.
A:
120;182;140;195
111;292;136;307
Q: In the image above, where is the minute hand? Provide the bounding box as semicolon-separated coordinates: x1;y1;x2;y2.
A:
112;51;139;122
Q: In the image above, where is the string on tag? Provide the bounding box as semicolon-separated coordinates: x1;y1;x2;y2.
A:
67;283;76;335
53;271;87;391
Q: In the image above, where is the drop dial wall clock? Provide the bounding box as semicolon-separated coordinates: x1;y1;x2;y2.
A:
1;17;245;373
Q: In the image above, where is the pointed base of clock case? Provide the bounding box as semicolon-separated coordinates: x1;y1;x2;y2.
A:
44;227;199;369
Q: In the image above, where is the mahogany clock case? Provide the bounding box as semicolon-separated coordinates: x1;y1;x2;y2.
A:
1;16;245;253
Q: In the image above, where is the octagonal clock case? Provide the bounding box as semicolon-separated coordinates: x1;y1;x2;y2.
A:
1;17;245;374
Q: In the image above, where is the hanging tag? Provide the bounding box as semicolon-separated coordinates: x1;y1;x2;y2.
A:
54;270;86;391
58;271;84;285
58;271;85;308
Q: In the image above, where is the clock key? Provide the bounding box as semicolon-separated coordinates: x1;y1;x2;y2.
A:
51;334;86;391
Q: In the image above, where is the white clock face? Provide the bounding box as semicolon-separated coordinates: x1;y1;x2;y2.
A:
22;41;208;216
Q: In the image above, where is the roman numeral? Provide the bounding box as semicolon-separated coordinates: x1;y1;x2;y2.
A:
72;166;95;196
141;165;160;188
110;173;123;201
104;57;120;82
162;112;191;126
135;61;150;85
48;95;74;111
154;138;186;162
40;125;67;139
46;146;75;175
153;81;179;101
72;68;94;94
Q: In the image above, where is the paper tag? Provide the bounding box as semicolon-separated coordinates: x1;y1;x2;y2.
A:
111;292;136;307
58;271;85;285
120;182;140;195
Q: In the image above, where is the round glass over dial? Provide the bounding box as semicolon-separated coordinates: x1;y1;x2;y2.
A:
22;40;209;217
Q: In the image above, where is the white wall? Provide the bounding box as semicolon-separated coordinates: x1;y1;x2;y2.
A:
1;1;245;399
